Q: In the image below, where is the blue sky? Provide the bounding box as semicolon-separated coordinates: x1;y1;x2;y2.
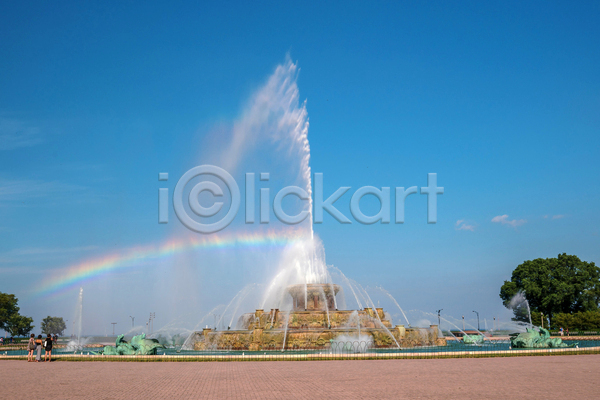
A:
1;1;599;335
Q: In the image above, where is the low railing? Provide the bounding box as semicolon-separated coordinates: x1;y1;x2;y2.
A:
548;331;600;336
1;338;599;361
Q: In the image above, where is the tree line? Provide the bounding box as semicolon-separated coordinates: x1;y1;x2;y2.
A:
1;292;66;337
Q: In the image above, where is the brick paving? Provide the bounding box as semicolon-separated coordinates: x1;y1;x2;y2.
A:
1;355;599;399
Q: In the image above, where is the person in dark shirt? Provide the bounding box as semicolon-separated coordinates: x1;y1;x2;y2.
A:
44;333;53;362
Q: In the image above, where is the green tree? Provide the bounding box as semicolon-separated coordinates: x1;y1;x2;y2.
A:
5;314;34;337
552;311;600;331
0;292;20;331
41;316;67;336
500;253;600;323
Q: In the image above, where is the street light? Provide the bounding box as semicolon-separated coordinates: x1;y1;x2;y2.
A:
149;313;155;334
129;316;135;328
541;312;544;329
462;316;465;331
472;310;480;331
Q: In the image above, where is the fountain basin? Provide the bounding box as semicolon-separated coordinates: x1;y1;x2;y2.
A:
188;309;444;351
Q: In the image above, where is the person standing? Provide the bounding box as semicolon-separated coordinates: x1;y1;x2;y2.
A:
27;334;36;362
35;335;43;362
44;334;53;362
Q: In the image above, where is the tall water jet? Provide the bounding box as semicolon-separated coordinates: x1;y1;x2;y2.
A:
66;287;85;352
75;287;83;342
209;57;327;293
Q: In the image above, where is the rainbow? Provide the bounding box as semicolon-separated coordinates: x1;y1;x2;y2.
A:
34;229;306;297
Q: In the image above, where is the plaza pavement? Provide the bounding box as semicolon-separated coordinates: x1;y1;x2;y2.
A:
1;355;599;399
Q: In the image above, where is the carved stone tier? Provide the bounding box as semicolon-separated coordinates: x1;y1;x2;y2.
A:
287;284;340;311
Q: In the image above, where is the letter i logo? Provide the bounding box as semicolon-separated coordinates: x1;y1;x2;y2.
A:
158;172;169;223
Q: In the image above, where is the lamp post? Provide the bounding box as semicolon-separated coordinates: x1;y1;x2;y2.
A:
149;313;155;334
462;316;465;331
436;309;443;328
541;313;544;329
129;316;135;328
472;310;480;331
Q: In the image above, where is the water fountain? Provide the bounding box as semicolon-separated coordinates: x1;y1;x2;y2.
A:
66;287;86;351
76;287;83;341
183;58;444;352
186;281;444;351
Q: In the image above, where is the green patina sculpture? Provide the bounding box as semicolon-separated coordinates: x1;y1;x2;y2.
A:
510;327;577;349
95;333;165;355
462;334;484;344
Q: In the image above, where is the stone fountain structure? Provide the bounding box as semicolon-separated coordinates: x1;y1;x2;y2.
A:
187;283;445;351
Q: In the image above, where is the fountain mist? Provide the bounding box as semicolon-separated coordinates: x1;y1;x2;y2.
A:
508;291;533;326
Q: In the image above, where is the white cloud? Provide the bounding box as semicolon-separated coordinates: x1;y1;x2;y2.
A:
552;214;565;220
455;220;475;231
491;214;526;228
0;118;42;150
0;178;90;206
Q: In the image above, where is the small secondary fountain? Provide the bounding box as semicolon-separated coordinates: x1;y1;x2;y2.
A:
67;287;86;351
508;291;533;326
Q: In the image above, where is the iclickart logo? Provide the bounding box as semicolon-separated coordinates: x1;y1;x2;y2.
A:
158;165;443;234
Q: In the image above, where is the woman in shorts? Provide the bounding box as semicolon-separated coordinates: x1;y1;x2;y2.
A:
27;333;36;362
44;333;53;362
